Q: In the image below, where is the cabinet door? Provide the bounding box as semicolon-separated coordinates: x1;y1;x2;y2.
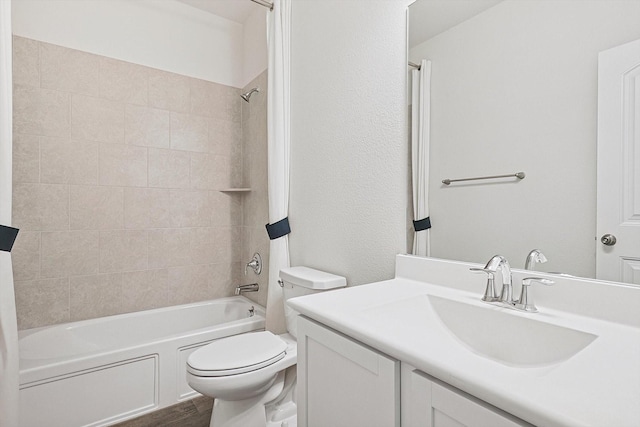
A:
402;366;532;427
297;316;400;427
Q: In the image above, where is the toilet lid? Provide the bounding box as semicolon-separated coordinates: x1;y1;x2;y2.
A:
187;331;287;377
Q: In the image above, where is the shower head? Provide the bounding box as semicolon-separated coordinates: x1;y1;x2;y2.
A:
241;87;260;102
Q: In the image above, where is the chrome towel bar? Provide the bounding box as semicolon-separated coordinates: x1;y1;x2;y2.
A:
442;172;525;185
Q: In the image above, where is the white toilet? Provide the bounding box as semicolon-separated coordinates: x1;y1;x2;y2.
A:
186;266;346;427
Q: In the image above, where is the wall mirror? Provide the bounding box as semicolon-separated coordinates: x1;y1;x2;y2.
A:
408;0;640;285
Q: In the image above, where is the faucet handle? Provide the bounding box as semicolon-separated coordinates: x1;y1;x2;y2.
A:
522;277;554;287
515;277;554;312
470;268;499;302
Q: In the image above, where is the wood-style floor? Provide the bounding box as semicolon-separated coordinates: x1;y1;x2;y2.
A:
112;396;213;427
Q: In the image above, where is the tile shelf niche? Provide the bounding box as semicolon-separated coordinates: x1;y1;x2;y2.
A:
219;188;252;193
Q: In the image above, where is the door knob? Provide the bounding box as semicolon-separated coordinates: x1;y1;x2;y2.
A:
601;234;617;246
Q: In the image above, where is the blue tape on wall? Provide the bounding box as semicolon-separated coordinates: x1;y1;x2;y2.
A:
0;225;19;252
265;217;291;240
413;217;431;232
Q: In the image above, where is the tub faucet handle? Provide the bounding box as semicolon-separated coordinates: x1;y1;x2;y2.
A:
245;253;262;275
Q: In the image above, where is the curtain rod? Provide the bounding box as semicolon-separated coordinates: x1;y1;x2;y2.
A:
409;61;421;70
251;0;274;10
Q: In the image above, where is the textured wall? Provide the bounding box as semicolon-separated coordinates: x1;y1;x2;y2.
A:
11;37;269;330
409;0;640;277
288;0;409;285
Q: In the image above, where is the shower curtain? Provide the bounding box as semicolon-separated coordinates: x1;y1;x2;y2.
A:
0;0;20;425
411;59;432;257
265;0;291;334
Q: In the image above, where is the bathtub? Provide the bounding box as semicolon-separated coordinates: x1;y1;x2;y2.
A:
18;296;265;427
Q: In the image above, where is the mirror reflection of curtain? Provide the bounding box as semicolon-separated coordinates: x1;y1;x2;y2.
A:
265;0;291;334
412;59;431;257
0;0;20;424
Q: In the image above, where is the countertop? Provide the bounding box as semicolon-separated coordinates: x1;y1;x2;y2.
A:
287;257;640;427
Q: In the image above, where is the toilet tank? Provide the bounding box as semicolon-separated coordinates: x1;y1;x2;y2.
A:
279;266;346;339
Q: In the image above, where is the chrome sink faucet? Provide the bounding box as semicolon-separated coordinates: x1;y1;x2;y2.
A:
470;255;512;303
486;255;513;303
525;249;547;271
471;255;555;313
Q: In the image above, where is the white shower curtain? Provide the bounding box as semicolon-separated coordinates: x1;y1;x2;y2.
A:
265;0;291;334
0;1;20;425
411;59;432;257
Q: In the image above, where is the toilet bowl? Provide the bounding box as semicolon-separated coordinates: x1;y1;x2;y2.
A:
186;267;346;427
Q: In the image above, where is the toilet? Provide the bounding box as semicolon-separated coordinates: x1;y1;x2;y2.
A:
186;266;346;427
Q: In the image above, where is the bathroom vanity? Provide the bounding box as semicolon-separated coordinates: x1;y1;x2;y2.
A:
288;255;640;427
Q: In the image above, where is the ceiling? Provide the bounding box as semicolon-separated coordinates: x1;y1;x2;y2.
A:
174;0;502;46
409;0;502;47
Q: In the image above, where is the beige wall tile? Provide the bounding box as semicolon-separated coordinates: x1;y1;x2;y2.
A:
72;95;125;144
210;262;241;300
170;112;210;153
169;190;211;227
40;137;98;184
13;85;70;137
124;187;170;229
13;133;39;183
12;36;39;88
69;273;123;321
239;227;269;307
99;229;148;273
13;183;69;231
70;185;124;230
211;192;243;227
99;143;148;187
243;188;269;230
190;153;231;190
121;269;168;312
40;42;100;96
190;79;228;118
99;58;148;105
41;230;99;278
208;227;242;264
12;231;40;282
190;227;215;265
125;104;170;148
194;81;240;123
168;264;212;305
209;117;242;158
12;42;266;328
148;69;190;113
15;278;69;330
148;228;193;269
148;148;190;189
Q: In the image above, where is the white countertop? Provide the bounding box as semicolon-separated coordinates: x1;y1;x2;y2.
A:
287;256;640;427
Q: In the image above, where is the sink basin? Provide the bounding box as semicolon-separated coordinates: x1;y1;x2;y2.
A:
428;295;597;367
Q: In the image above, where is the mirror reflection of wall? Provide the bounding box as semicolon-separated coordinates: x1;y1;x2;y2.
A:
409;0;640;281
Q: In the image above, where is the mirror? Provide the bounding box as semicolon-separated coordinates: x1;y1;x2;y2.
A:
408;0;640;283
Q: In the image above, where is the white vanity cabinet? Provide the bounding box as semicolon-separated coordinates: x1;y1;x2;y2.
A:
400;365;531;427
297;315;531;427
297;316;400;427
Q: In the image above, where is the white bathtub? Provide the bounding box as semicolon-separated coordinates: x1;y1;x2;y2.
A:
18;296;265;427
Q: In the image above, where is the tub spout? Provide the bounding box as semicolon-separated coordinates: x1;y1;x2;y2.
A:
235;283;259;296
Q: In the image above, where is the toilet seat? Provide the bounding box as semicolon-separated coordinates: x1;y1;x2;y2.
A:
187;331;287;377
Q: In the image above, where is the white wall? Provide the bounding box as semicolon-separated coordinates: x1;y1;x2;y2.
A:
243;6;268;87
289;0;409;286
11;0;247;87
410;0;640;277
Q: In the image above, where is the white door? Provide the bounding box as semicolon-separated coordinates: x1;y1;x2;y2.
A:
597;38;640;285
